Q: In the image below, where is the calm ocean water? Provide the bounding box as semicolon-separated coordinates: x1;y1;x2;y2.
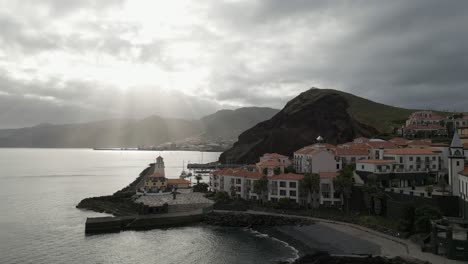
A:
0;149;297;264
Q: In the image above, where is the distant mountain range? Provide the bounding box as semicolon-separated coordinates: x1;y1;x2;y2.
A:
219;88;423;164
0;107;279;148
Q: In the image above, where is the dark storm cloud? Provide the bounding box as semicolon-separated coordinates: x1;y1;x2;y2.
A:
205;0;468;111
1;0;468;128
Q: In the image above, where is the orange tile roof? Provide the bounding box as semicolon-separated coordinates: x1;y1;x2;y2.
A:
319;172;338;178
270;173;304;180
256;159;284;167
407;139;432;146
357;159;396;165
384;147;441;155
366;141;398;149
338;142;372;150
335;148;369;156
263;153;288;159
167;178;190;184
211;168;263;179
389;138;410;146
460;166;468;176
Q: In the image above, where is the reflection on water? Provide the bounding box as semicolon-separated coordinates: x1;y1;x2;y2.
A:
0;149;295;264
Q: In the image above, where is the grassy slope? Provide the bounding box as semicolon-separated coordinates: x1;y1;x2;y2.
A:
310;88;449;133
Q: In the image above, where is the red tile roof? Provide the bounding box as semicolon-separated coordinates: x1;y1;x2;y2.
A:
357;159;396;165
460;166;468;177
389;138;410;146
256;159;285;167
366;141;398;149
270;173;304;180
335;148;369;156
263;153;288;159
167;178;190;184
384;147;441;155
319;172;338;178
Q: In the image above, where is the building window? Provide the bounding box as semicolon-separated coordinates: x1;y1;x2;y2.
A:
361;165;364;170
280;181;286;187
409;157;413;161
457;161;460;166
289;190;297;197
280;190;286;196
322;192;330;198
432;156;436;161
432;165;436;169
400;157;403;163
336;164;340;169
236;186;241;192
289;182;296;188
236;178;241;184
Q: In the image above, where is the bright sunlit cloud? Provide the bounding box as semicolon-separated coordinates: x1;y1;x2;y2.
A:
0;0;468;128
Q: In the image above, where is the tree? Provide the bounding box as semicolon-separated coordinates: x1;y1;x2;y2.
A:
438;178;448;195
273;167;281;175
362;174;382;215
334;165;354;213
262;168;268;176
195;174;203;185
193;183;208;193
214;191;230;203
284;165;296;174
253;176;269;203
414;206;442;233
299;173;320;209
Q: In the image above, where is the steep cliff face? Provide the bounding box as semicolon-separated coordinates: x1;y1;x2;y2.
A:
219;89;379;164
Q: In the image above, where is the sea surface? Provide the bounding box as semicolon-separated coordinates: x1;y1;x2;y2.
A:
0;149;298;264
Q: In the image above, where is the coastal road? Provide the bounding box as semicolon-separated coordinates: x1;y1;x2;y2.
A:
214;210;465;264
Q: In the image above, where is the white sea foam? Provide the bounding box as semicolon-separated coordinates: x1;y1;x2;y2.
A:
245;228;300;263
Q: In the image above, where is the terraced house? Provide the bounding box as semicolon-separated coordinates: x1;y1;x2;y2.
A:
355;147;443;188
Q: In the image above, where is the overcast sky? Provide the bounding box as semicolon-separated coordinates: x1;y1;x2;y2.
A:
0;0;467;128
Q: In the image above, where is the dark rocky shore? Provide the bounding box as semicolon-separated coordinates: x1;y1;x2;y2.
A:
203;212;314;227
280;252;429;264
76;166;151;216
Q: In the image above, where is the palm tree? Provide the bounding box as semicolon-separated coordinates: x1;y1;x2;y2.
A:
195;174;203;185
334;167;353;213
253;176;269;203
299;173;320;209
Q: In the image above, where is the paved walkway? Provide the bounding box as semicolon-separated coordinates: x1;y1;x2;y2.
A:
214;210;464;264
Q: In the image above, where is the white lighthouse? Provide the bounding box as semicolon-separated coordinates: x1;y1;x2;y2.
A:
153;156;166;177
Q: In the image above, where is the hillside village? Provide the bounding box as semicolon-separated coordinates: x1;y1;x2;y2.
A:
207;110;468;260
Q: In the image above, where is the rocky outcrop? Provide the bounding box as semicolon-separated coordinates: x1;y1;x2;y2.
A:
219;89;379;164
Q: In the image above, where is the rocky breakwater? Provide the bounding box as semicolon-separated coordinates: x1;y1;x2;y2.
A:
76;165;151;216
203;212;314;227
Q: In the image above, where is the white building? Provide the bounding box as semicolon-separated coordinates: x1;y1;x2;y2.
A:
319;172;341;206
268;173;303;203
294;145;340;173
459;167;468;220
210;168;263;199
355;147;442;188
335;148;369;165
259;153;291;166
